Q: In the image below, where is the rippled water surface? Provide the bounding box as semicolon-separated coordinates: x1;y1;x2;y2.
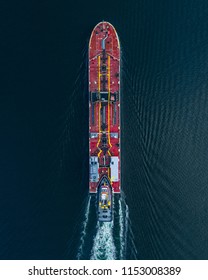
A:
1;0;208;259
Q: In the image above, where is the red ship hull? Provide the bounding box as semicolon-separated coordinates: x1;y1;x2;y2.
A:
89;22;120;193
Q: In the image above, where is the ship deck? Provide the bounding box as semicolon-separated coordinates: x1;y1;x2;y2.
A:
89;21;120;193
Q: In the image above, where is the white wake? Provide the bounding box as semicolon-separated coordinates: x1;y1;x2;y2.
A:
90;221;116;260
76;196;91;260
76;194;130;260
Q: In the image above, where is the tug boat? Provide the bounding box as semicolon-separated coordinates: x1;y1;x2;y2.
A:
97;175;112;222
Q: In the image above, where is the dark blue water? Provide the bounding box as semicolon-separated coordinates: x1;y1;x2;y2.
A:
1;0;208;259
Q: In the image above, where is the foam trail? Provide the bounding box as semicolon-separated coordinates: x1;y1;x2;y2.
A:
118;196;129;259
118;199;125;259
90;221;116;260
125;203;129;252
76;196;91;259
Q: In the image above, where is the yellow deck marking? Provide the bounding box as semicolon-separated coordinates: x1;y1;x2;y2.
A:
107;55;112;153
98;55;101;92
98;147;102;157
108;168;112;183
97;56;101;157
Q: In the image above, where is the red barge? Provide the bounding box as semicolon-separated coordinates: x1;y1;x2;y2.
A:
89;21;120;210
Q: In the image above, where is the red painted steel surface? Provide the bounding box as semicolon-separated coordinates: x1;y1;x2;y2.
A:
89;22;120;193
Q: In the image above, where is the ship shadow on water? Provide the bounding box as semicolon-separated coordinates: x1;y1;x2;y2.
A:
76;192;136;260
